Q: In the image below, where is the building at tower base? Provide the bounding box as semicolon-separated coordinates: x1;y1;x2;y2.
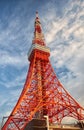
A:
24;118;47;130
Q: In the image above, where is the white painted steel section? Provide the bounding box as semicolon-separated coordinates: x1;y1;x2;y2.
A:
28;44;50;58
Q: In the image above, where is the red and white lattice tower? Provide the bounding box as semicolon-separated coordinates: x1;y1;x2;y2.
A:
2;12;84;130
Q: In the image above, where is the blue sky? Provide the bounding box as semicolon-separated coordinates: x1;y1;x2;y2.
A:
0;0;84;125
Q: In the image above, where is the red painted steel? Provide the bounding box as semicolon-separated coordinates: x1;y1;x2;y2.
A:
2;12;84;130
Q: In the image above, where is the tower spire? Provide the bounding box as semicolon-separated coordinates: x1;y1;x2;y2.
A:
36;11;38;18
28;12;50;61
33;12;45;46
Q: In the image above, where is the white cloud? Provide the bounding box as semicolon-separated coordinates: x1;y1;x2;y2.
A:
74;27;84;39
45;18;68;43
0;49;28;68
45;2;84;44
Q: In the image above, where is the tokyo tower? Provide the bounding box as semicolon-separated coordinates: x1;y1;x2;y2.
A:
2;12;84;130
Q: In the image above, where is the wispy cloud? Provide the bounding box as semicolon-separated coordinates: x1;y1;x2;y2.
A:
0;51;28;67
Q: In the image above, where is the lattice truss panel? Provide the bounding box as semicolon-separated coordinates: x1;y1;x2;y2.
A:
2;56;84;130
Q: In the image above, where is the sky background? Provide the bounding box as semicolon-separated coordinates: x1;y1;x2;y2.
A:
0;0;84;125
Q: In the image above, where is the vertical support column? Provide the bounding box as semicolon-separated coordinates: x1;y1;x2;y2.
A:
42;61;48;116
35;59;43;118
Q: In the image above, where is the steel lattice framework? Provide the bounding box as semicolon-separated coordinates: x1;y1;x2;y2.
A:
2;12;84;130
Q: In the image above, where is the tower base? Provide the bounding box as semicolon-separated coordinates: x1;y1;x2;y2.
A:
24;118;47;130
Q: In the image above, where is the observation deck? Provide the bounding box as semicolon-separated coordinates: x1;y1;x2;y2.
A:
28;43;50;61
